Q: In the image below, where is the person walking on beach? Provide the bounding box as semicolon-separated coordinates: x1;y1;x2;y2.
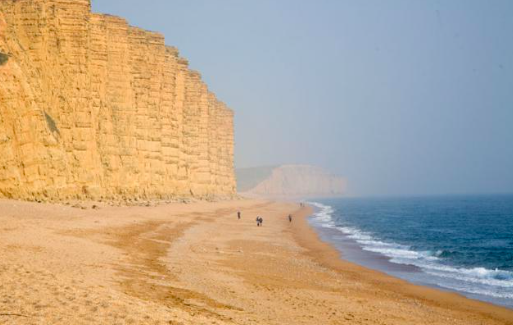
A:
259;217;263;226
256;216;263;227
288;214;292;222
237;211;241;220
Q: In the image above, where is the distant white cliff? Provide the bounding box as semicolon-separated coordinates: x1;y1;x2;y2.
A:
237;165;346;199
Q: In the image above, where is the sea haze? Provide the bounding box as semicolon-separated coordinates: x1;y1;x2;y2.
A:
308;195;513;308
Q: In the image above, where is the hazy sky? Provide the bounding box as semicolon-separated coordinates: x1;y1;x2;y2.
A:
92;0;513;197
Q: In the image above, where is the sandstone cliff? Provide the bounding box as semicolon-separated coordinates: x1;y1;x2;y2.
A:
0;0;236;201
237;165;346;199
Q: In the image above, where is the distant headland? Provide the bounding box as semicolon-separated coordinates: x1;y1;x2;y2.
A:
237;164;346;199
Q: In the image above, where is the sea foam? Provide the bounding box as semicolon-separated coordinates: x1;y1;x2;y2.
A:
308;201;513;301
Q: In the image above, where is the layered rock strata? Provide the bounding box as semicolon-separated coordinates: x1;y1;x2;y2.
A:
0;0;236;201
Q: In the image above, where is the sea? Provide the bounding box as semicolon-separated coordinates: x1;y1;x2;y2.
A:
307;195;513;309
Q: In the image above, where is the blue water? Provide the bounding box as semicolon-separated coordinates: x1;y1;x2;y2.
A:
308;195;513;308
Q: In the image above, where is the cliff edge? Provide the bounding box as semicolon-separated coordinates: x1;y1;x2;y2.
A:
0;0;236;201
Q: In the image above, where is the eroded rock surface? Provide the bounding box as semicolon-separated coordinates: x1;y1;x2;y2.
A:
0;0;235;201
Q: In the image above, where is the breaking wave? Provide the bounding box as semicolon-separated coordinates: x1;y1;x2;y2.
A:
308;201;513;300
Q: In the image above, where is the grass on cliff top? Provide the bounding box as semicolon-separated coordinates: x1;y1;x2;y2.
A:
0;52;8;66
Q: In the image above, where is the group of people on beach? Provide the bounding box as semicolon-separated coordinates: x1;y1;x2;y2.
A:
236;211;293;226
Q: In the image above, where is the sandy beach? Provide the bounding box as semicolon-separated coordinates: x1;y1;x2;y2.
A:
0;199;512;325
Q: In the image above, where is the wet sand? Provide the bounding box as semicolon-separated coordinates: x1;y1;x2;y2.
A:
0;199;512;324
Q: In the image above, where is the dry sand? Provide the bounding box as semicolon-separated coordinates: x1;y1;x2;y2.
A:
0;198;512;324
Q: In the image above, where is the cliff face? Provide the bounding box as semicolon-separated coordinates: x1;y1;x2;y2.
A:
0;0;236;201
237;165;346;199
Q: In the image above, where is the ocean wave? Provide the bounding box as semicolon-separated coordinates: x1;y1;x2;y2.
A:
422;265;513;288
308;202;336;227
307;201;513;298
436;282;513;299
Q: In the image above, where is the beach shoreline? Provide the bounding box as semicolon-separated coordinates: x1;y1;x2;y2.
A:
0;198;512;324
291;203;513;324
